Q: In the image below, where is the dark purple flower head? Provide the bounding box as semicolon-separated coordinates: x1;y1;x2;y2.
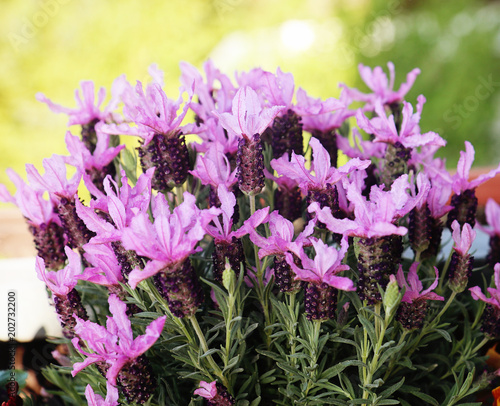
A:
213;86;285;141
122;192;220;289
72;294;166;385
286;237;353;290
396;262;444;303
36;246;82;296
26;154;81;202
271;137;370;194
36;78;126;126
341;62;420;107
190;143;237;190
452;141;500;195
470;263;500;310
356;96;445;149
84;382;119;406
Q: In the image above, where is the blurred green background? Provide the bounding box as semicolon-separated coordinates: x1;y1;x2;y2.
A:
1;0;500;194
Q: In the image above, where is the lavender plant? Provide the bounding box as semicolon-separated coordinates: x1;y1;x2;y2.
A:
2;61;500;406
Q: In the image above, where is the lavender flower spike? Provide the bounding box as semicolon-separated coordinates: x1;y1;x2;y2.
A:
214;86;284;195
286;238;354;321
0;168;66;270
36;247;88;338
448;220;476;293
448;141;500;228
396;263;444;330
470;263;500;338
122;192;220;317
72;294;166;404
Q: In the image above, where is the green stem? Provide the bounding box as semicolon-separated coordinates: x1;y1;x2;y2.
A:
189;315;230;389
287;293;298;368
441;336;490;379
383;330;409;381
303;320;322;398
362;316;388;405
175;185;184;205
437;248;454;294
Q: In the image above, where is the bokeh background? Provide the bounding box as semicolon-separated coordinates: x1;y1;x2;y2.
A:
1;0;500;191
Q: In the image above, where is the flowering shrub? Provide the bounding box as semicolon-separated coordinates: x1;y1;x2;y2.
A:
2;61;500;405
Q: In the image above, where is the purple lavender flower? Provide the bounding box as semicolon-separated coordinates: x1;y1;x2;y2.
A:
75;169;154;280
470;263;500;338
64;130;124;194
84;382;119;406
101;70;194;191
72;294;166;404
294;88;352;167
342;62;420;109
214;86;284;195
286;238;354;320
395;263;444;330
36;247;88;338
271;137;370;225
194;381;235;406
247;210;315;293
122;192;219;317
26;155;95;253
448;220;476;293
408;174;452;259
190;142;238;207
0;169;66;270
310;175;419;304
448;142;500;228
36;78;125;152
480;199;500;266
205;186;250;282
357;96;445;189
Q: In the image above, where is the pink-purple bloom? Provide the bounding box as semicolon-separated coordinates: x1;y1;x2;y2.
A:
190;143;237;190
36;246;82;296
85;382;119;406
122;192;219;289
470;263;500;310
451;220;476;257
286;238;353;291
342;62;420;107
356;96;445;149
396;263;444;303
214;86;284;140
451;141;500;195
72;294;166;385
194;381;218;399
271;137;370;194
36;79;125;126
310;175;416;238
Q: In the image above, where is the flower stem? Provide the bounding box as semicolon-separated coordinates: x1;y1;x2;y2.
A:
189;315;230;389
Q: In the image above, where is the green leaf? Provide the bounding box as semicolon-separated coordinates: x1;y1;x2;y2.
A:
409;391;439;406
435;328;453;342
0;370;28;388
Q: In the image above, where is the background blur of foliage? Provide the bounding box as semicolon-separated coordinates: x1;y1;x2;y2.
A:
1;0;500;193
